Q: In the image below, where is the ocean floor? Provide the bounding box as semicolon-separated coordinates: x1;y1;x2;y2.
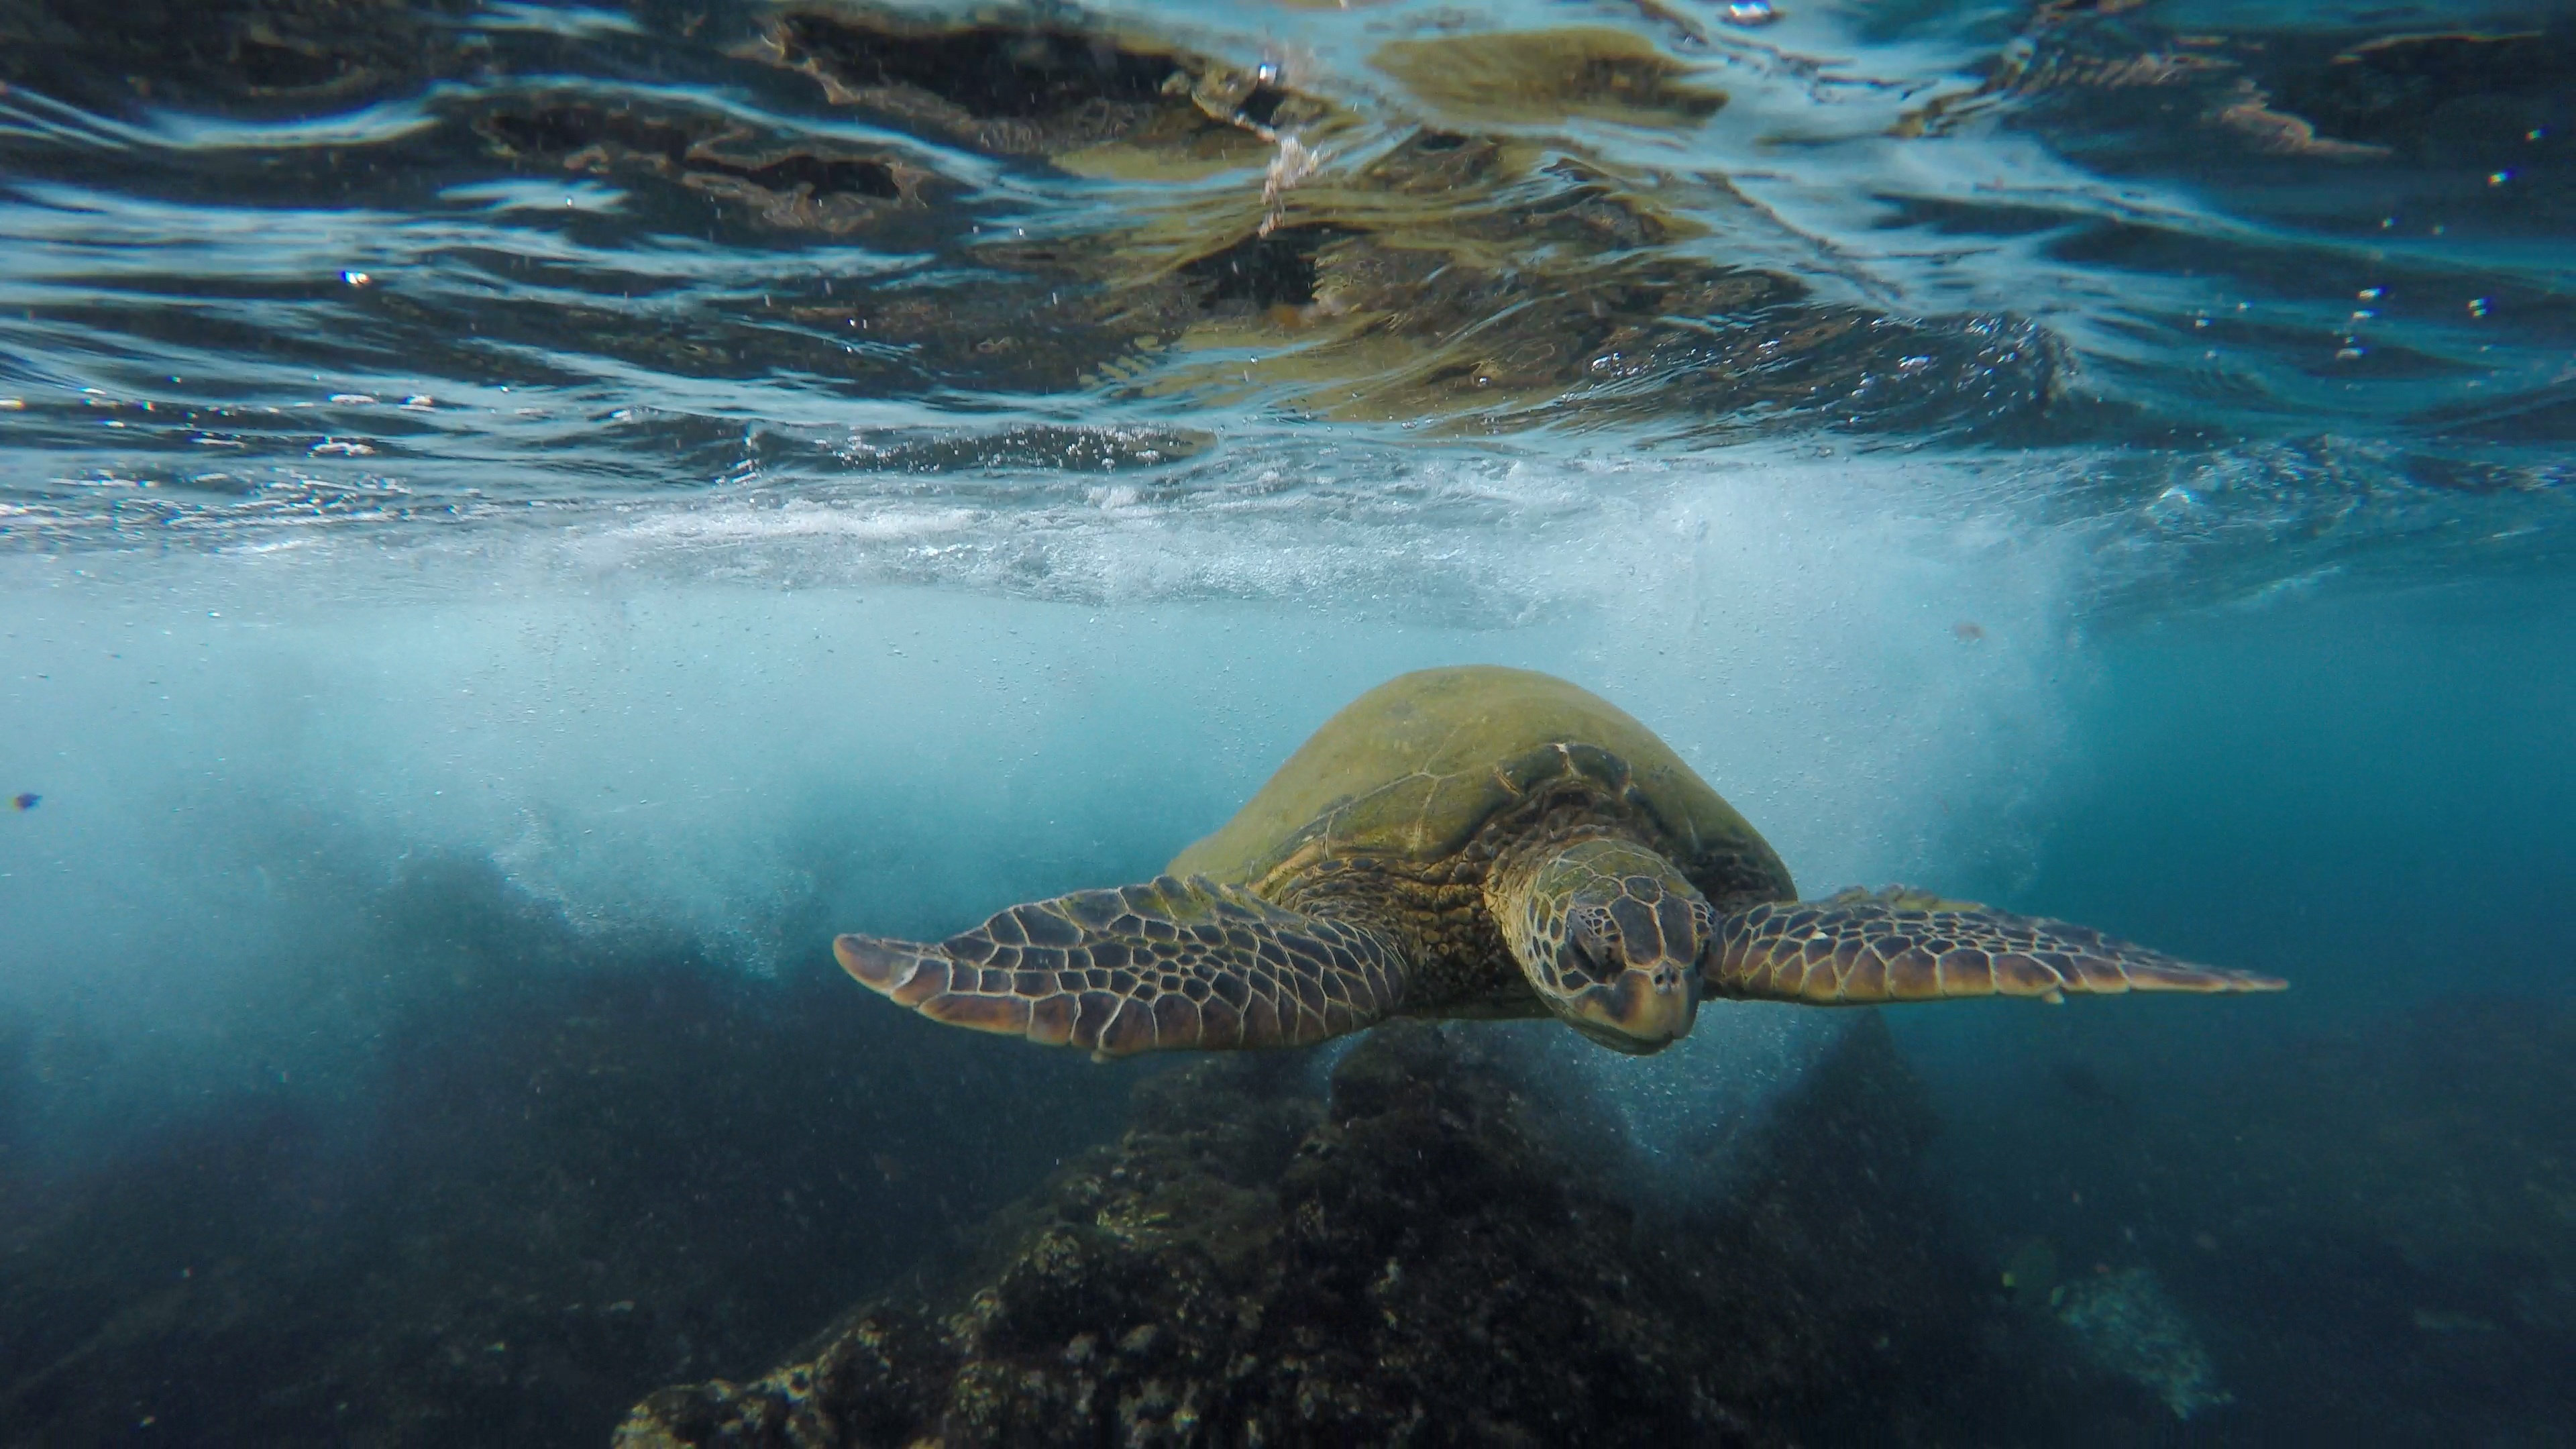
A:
6;856;2568;1443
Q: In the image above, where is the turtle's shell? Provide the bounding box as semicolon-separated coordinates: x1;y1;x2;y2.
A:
1167;665;1796;910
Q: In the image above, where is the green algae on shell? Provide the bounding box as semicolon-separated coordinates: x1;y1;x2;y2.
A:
1167;665;1792;914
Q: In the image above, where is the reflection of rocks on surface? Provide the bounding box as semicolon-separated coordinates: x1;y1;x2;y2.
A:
731;9;2063;437
757;6;1315;164
476;102;938;235
1369;28;1726;128
620;1016;2054;1447
0;0;474;112
2261;30;2573;162
1904;5;2573;179
2;0;2080;439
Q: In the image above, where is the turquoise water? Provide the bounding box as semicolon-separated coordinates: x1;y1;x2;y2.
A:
1;1;2571;1443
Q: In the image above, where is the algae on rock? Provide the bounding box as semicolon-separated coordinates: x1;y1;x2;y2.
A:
618;1015;2045;1447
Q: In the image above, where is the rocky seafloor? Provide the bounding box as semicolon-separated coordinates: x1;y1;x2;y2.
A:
8;855;2571;1446
615;1016;2154;1448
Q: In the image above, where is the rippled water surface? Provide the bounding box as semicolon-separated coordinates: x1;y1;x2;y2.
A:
2;1;2572;1444
3;0;2567;596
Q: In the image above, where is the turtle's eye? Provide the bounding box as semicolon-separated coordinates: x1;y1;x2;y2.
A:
1566;904;1617;971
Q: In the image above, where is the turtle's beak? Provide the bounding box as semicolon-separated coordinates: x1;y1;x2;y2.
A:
1505;838;1713;1056
1619;959;1700;1040
1565;959;1699;1055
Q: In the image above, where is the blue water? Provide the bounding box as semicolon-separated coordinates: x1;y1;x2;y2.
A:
1;1;2571;1443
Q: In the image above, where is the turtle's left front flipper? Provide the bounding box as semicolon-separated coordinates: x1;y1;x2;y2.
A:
835;875;1409;1058
1706;887;2286;1005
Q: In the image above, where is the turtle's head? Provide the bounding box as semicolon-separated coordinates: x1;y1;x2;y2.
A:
1494;837;1710;1055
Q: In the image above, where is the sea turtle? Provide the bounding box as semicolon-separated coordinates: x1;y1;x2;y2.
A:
837;666;2282;1057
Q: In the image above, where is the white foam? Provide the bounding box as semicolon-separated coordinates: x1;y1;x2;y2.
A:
0;441;2088;1140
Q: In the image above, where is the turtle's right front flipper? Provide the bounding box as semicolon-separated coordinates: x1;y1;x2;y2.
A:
835;875;1409;1058
1707;887;2286;1006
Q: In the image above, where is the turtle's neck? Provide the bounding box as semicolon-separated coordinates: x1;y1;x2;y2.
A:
1477;784;1674;904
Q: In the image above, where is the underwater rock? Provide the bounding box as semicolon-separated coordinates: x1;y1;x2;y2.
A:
618;1014;2027;1447
2051;1267;2230;1419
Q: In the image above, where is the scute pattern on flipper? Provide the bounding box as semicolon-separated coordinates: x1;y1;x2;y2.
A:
1708;887;2288;1005
835;875;1408;1056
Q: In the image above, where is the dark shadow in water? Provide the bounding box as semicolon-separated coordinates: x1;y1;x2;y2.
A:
1930;996;2576;1446
2155;997;2576;1445
0;855;1143;1447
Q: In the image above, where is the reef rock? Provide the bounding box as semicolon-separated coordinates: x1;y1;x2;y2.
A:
618;1014;2009;1447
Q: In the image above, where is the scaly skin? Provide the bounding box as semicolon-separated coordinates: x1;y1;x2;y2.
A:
1487;833;1711;1055
835;783;1707;1058
834;875;1411;1059
837;783;2284;1058
1709;887;2287;1004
